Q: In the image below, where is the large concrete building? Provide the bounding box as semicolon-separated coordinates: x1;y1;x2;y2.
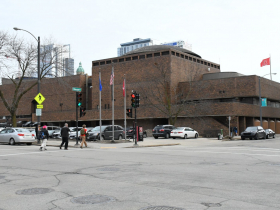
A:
1;45;280;136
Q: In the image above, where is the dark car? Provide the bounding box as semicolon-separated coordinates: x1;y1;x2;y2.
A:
87;125;124;141
265;129;275;139
152;125;175;139
241;126;266;140
22;121;33;127
125;127;147;139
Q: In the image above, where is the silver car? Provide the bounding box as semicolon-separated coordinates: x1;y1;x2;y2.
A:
0;128;36;145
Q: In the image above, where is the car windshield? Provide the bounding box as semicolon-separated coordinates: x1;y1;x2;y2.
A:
15;128;30;133
245;127;257;131
154;126;162;129
173;127;185;130
90;126;107;132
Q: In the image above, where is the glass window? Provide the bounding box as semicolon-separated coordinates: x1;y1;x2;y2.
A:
106;126;112;131
0;129;7;134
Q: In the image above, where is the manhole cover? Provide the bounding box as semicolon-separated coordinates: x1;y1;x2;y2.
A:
201;203;221;207
97;167;119;171
16;188;54;195
140;206;185;210
71;194;115;204
0;176;5;179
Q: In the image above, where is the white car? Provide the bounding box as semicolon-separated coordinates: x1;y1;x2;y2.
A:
170;127;199;139
0;128;36;145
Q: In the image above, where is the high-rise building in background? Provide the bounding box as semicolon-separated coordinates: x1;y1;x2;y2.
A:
40;44;74;78
117;38;154;56
117;38;192;56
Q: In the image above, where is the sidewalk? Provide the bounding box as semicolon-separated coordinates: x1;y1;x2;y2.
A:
33;136;239;149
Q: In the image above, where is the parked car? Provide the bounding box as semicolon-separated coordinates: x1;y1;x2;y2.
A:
125;127;147;139
52;128;62;138
87;125;124;141
26;128;36;138
16;121;26;127
152;125;175;139
69;127;83;139
241;126;266;140
0;128;36;145
170;127;199;139
265;129;275;139
22;121;34;127
47;126;60;138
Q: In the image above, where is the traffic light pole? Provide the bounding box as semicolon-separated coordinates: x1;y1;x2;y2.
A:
134;108;137;146
75;92;79;146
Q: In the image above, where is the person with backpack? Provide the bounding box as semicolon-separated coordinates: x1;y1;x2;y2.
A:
39;125;49;151
80;124;87;149
60;123;70;150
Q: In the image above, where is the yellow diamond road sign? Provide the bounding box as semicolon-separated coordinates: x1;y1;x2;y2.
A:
34;93;45;105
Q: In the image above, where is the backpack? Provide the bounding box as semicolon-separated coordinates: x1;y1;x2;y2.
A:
40;131;45;139
80;128;85;135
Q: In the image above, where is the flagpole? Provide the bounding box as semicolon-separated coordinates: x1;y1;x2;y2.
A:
99;70;102;140
270;54;272;80
124;75;126;140
112;65;114;142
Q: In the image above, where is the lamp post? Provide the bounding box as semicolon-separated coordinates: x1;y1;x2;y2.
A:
259;73;277;127
13;27;41;142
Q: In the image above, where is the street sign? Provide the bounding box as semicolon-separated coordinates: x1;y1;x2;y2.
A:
36;109;42;116
72;87;82;92
37;105;43;109
34;93;45;105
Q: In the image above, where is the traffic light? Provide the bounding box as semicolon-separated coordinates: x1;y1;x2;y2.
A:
80;107;86;117
126;108;132;118
76;92;82;107
135;93;140;108
131;92;136;108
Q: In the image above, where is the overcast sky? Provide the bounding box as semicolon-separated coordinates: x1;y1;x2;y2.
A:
1;0;280;82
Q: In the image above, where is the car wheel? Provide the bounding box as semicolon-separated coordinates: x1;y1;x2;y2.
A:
195;133;198;139
154;136;158;139
101;135;104;140
255;134;259;140
165;133;170;139
118;135;122;140
26;143;32;145
266;135;268;139
183;134;187;139
173;137;176;139
273;135;275;138
241;137;245;140
250;137;252;140
9;138;15;145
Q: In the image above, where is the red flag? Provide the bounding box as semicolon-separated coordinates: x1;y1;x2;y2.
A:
122;80;125;97
260;58;270;67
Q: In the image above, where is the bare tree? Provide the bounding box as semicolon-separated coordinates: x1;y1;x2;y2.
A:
0;31;69;126
137;58;199;125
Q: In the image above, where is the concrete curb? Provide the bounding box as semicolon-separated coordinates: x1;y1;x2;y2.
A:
125;143;181;148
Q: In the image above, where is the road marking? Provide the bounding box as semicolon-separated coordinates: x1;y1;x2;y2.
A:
100;147;116;149
0;147;98;157
186;150;280;157
185;147;280;153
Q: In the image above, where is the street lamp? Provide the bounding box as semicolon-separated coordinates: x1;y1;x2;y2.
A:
259;73;277;126
14;27;41;142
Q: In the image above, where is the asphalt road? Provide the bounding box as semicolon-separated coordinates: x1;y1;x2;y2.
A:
1;136;280;210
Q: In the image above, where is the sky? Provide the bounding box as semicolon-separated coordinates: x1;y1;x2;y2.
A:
1;0;280;82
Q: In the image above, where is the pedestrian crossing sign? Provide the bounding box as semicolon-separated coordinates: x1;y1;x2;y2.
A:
34;93;45;105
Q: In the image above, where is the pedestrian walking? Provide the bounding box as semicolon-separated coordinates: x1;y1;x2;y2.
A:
234;127;238;136
80;124;87;149
230;127;233;137
39;125;49;151
60;123;70;150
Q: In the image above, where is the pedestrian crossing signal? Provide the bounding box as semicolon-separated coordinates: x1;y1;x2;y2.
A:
80;107;86;117
126;108;132;118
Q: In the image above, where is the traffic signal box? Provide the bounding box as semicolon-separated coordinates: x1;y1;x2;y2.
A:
131;93;136;108
80;107;86;117
126;108;132;118
135;93;140;108
76;92;82;107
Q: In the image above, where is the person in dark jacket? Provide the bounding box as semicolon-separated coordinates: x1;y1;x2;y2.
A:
60;123;70;150
39;125;49;151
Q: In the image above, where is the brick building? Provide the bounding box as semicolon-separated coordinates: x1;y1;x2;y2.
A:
1;45;280;136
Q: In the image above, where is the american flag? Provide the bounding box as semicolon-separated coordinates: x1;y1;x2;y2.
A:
110;70;114;85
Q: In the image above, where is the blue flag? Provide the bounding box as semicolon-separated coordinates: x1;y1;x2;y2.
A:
99;76;102;91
